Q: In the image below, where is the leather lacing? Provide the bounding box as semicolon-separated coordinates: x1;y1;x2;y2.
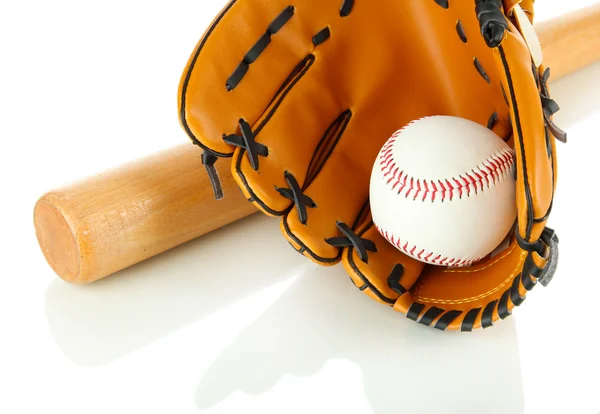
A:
475;0;509;48
474;0;567;144
200;151;224;200
340;0;354;16
539;68;568;143
226;6;295;91
223;119;269;170
331;220;557;331
201;118;269;200
277;172;316;225
326;222;377;263
387;264;407;295
402;227;558;331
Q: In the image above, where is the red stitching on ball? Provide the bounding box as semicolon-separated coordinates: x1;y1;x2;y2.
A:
375;224;485;267
372;142;515;202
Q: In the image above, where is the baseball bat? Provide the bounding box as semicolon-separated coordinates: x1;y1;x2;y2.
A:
35;4;600;284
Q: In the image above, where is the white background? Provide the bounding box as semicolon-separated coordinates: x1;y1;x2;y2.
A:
1;1;599;413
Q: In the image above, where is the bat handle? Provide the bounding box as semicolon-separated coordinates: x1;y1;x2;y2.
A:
537;3;600;80
34;145;256;284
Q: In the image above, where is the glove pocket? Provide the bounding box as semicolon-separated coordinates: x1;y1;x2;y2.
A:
340;206;555;331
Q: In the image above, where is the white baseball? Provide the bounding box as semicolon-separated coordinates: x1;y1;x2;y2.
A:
370;116;517;267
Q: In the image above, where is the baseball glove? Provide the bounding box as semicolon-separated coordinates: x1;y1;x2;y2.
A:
179;0;565;331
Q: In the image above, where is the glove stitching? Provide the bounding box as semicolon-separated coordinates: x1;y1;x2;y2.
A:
277;172;316;225
501;84;509;105
413;246;525;306
339;0;354;17
201;151;224;200
456;20;468;44
223;119;269;171
460;308;483;332
497;289;512;320
474;57;491;83
312;27;331;47
434;310;464;330
226;6;295;91
481;299;499;328
386;264;407;296
444;243;518;273
433;0;449;10
415;272;513;306
326;221;377;264
418;307;446;326
487;112;499;130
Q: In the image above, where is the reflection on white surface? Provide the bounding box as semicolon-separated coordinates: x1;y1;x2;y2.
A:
0;0;597;412
38;42;600;414
551;63;600;127
195;264;524;414
45;214;306;366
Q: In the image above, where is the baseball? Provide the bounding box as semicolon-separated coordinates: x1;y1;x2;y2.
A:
370;116;517;267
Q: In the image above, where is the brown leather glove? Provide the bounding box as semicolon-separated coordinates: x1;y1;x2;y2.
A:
178;0;565;331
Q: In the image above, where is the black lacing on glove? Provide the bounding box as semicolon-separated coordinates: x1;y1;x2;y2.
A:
223;119;269;170
517;226;556;257
326;222;377;263
387;264;407;296
200;119;270;200
202;118;270;200
475;0;508;48
539;68;568;143
201;151;224;200
277;172;316;225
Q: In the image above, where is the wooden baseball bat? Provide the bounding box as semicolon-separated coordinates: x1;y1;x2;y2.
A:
535;3;600;80
35;5;600;284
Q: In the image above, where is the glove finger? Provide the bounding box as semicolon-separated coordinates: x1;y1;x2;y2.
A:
230;53;348;216
496;31;556;244
280;107;423;262
340;210;426;307
179;0;331;156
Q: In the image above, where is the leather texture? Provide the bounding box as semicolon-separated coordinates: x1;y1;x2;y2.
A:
179;0;562;331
